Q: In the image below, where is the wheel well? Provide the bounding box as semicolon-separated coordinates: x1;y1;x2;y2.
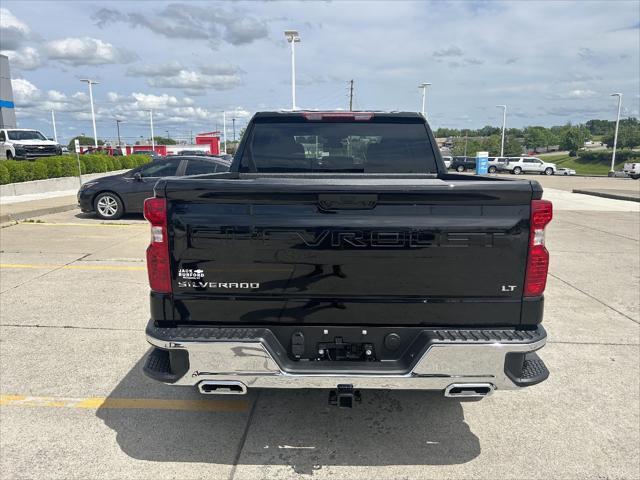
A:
93;190;125;213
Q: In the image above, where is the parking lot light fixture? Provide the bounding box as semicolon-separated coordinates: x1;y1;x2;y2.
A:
80;79;99;147
496;105;507;157
51;110;58;143
284;30;301;110
115;119;124;147
610;93;623;174
418;83;431;118
147;109;155;151
223;111;227;154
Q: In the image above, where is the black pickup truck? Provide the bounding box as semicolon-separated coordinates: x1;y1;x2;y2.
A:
142;111;552;407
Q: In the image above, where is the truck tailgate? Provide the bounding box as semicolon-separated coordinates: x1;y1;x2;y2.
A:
160;176;539;327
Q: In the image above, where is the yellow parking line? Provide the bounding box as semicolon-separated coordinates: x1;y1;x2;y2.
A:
16;222;143;228
0;394;248;412
0;263;146;271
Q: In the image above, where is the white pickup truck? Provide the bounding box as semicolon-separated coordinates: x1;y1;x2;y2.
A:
0;128;62;160
623;163;640;180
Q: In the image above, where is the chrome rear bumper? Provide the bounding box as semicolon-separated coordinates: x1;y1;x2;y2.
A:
144;324;548;392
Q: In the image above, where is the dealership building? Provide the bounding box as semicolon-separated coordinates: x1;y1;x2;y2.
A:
0;54;17;129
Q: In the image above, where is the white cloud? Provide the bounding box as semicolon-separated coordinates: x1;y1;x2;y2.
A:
1;46;43;70
0;8;32;50
130;92;180;109
567;89;598;98
146;69;240;90
44;37;136;65
11;78;214;126
11;78;41;107
127;62;242;91
47;90;67;102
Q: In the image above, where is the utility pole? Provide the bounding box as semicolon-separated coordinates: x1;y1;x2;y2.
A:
51;110;58;143
232;118;236;142
284;30;301;110
610;93;623;174
464;130;468;157
349;79;354;111
80;79;99;147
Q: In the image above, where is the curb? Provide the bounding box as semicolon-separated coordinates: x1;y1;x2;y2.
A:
0;202;78;223
0;170;129;198
572;189;640;203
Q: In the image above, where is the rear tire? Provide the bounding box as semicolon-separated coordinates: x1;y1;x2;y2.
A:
488;166;497;173
94;192;124;220
456;165;465;172
513;167;522;175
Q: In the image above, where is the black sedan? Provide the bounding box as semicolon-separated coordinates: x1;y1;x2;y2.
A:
77;155;231;219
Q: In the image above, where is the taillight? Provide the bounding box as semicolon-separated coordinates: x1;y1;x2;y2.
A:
144;197;171;293
524;199;553;297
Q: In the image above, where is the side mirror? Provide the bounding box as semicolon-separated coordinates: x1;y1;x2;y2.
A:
133;172;142;181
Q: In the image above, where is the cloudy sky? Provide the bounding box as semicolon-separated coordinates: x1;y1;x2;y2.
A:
1;0;638;143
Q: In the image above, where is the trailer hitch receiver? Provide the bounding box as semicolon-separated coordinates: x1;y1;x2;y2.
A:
329;384;361;408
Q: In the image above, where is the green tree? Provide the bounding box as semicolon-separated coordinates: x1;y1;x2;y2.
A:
451;137;482;156
153;136;177;145
585;119;613;136
434;127;461;138
477;125;501;137
524;126;549;152
559;125;590;155
504;136;523;156
483;135;502;156
602;124;640;149
67;136;103;149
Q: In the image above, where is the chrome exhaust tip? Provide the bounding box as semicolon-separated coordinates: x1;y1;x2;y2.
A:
198;380;247;395
444;383;495;398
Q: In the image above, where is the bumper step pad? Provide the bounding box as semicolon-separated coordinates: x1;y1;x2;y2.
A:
143;346;189;383
505;351;549;387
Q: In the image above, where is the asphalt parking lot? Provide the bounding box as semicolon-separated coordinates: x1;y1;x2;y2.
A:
1;177;639;479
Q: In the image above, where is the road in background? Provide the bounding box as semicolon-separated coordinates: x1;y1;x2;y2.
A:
0;186;638;479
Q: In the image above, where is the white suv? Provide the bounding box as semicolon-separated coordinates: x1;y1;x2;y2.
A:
0;129;62;160
501;156;556;175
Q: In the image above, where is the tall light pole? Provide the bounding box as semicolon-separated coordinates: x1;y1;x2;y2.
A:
147;109;155;150
232;118;236;142
115;119;124;147
496;105;507;157
418;82;431;118
51;110;58;143
610;93;623;174
284;30;300;110
80;79;99;147
222;111;227;154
